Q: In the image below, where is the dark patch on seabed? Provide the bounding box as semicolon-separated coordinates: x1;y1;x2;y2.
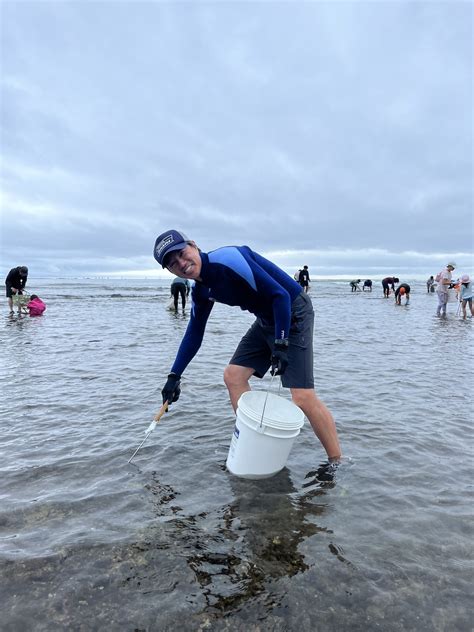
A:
1;469;342;632
2;469;472;631
0;469;470;632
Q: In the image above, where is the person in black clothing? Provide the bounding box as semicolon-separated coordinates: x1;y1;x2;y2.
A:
170;276;190;311
5;266;28;314
382;276;399;298
298;266;311;293
363;279;372;292
395;283;411;305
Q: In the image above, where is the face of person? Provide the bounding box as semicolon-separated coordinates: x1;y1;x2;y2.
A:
165;244;202;280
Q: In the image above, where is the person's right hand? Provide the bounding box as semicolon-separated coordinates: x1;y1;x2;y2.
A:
162;373;181;406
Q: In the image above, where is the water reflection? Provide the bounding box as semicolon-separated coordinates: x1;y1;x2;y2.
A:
5;312;29;328
139;468;332;619
169;310;189;321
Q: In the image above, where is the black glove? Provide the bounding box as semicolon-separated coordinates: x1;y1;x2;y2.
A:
271;340;289;376
162;372;181;406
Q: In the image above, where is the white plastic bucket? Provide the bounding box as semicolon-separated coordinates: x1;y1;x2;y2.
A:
226;390;305;479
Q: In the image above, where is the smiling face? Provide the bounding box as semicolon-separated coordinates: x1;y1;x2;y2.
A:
165;243;202;280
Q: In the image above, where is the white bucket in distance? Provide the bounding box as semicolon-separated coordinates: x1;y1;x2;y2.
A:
226;390;305;479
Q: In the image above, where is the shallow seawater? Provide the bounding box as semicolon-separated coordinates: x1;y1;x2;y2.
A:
1;279;472;631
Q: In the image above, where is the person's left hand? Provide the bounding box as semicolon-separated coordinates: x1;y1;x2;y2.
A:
271;340;289;376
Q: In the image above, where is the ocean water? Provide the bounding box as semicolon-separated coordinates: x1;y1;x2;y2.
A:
1;279;472;631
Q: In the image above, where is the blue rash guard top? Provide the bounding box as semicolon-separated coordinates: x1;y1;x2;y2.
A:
170;246;302;376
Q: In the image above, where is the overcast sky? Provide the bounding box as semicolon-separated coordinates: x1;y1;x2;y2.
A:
1;1;472;279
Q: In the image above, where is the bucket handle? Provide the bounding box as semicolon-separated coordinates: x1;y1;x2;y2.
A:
259;374;282;427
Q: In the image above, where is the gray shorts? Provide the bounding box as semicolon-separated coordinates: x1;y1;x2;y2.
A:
229;292;315;389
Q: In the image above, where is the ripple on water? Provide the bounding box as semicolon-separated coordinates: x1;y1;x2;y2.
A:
0;280;472;630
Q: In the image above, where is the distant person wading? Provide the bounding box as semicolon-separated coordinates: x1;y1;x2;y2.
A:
426;276;435;293
170;276;190;311
298;266;311;293
459;274;473;320
382;276;399;298
435;262;456;318
5;266;28;314
395;283;410;306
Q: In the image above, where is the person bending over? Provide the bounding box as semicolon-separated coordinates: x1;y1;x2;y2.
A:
382;276;399;298
395;283;410;305
298;266;311;293
154;230;342;465
435;262;456;318
170;276;190;311
5;266;28;314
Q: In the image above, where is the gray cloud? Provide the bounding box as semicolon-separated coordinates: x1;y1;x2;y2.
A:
1;1;472;278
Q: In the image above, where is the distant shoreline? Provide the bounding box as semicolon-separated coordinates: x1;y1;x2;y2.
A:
23;275;459;283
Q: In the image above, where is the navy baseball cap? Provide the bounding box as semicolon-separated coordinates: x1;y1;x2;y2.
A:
153;230;190;267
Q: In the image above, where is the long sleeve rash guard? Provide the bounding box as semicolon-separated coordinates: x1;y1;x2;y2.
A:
170;246;302;376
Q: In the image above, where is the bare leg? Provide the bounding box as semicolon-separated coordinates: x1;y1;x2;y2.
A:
7;297;13;313
223;364;255;412
291;388;341;460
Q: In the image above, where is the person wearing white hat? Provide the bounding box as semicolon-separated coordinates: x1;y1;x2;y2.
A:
459;274;473;320
435;262;456;317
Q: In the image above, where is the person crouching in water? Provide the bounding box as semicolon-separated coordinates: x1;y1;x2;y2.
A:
395;283;410;305
27;295;46;316
459;275;473;320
